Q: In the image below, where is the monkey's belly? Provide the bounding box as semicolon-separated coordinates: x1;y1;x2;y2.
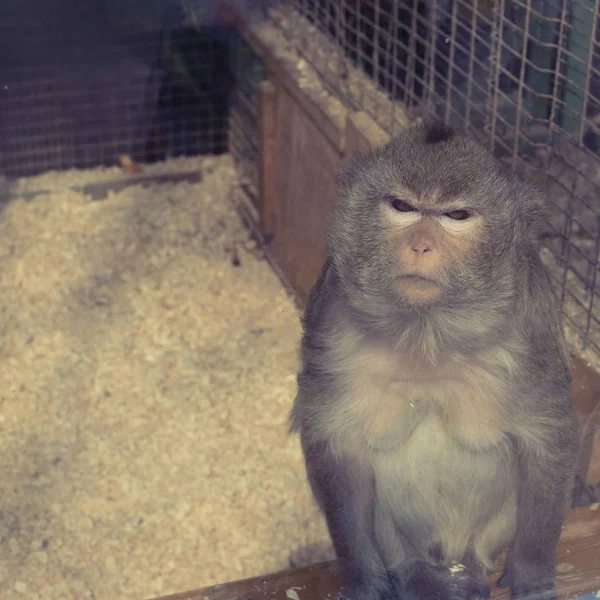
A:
371;414;517;571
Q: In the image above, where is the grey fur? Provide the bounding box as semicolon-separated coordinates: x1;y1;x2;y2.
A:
290;120;580;600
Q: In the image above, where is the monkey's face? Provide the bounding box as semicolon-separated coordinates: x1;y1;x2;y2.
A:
381;194;483;305
331;120;547;315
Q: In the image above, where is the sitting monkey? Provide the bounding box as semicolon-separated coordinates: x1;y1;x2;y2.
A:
291;120;580;600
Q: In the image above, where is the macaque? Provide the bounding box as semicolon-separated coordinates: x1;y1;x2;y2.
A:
291;120;580;600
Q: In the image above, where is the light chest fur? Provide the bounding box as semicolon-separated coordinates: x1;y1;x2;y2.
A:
317;327;521;571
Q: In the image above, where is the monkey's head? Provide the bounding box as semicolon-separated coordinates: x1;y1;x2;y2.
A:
329;120;547;314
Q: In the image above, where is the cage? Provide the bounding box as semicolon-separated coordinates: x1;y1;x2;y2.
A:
1;1;599;599
259;0;600;363
5;1;600;358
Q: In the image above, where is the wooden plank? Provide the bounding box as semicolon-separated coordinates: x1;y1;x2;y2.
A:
1;170;204;204
589;425;600;483
267;83;342;303
79;170;203;201
257;80;278;237
150;505;600;600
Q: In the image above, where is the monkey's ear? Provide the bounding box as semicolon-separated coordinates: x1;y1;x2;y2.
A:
420;120;456;145
515;181;548;242
336;150;379;195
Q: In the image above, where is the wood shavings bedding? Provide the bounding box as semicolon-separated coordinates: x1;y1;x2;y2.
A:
0;154;332;600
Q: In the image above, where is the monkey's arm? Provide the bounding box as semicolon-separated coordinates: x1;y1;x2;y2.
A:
498;384;580;600
293;258;391;600
498;259;581;599
300;434;389;600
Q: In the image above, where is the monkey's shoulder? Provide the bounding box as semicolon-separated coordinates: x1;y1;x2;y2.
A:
518;249;571;379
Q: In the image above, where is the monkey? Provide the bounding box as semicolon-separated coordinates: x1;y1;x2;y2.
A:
290;120;580;600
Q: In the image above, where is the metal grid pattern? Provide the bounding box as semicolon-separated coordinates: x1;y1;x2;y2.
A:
228;33;268;206
270;0;600;355
0;4;232;178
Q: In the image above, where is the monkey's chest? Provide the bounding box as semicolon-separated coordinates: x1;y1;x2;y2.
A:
336;363;508;453
330;346;517;566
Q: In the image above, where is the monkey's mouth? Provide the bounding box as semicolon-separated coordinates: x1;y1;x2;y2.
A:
397;274;441;303
400;274;436;283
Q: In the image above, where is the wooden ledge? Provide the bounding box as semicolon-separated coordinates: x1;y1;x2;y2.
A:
150;505;600;600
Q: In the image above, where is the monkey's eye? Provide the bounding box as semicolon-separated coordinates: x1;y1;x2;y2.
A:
445;209;471;221
389;198;417;213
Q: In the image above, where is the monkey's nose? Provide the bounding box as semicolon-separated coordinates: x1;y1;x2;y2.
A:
412;241;431;255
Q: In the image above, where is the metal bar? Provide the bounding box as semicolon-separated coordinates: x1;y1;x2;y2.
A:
464;0;481;132
444;0;460;124
405;0;419;108
488;0;506;149
427;0;439;113
561;0;595;134
524;1;563;123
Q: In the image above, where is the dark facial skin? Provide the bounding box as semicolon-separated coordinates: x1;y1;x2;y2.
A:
290;120;580;600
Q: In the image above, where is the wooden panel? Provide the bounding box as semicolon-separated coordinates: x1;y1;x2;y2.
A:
589;426;600;483
572;356;600;483
267;82;342;303
257;80;278;236
150;505;600;600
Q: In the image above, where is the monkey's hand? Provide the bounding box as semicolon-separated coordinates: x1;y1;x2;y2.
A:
496;560;557;600
390;561;491;600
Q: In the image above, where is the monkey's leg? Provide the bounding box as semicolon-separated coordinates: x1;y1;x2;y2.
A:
301;437;389;600
497;416;579;600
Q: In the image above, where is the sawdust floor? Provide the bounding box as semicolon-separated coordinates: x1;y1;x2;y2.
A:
0;155;332;600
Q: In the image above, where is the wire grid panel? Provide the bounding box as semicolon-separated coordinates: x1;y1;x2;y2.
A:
270;0;600;355
228;33;268;206
0;5;232;179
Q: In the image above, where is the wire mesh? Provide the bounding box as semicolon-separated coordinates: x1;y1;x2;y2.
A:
0;3;233;179
269;0;600;356
228;33;268;207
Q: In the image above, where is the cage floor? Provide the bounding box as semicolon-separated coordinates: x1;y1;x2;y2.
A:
0;155;332;600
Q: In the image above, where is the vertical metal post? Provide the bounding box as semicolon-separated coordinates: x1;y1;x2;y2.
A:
524;0;563;125
561;0;595;134
426;0;439;113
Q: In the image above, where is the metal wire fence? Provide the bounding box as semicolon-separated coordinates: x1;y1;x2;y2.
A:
268;0;600;356
228;34;267;207
0;3;234;178
2;0;600;355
